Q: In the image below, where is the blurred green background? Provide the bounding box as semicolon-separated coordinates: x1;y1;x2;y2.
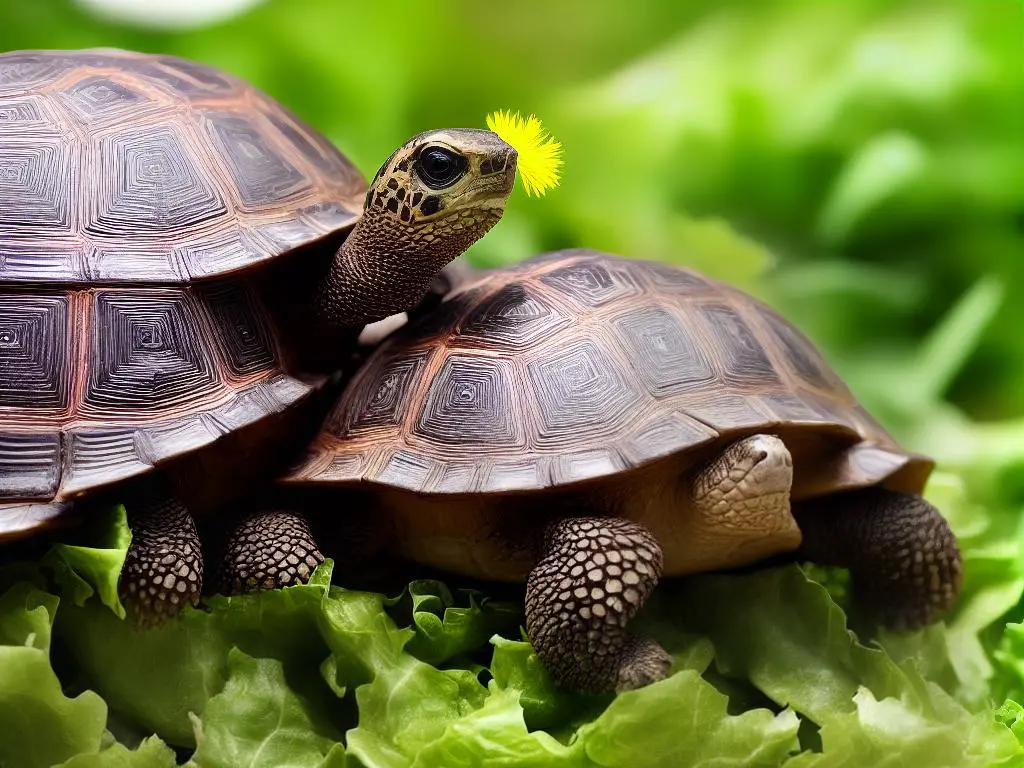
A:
4;0;1022;460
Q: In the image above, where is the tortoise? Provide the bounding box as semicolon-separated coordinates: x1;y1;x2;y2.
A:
0;48;517;622
273;248;963;693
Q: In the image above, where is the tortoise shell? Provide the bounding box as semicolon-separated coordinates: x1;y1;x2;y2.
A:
0;48;365;283
284;249;933;497
0;49;367;536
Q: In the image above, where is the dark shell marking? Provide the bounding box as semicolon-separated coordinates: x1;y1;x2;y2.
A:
0;281;314;508
285;250;927;494
0;48;361;531
0;48;365;283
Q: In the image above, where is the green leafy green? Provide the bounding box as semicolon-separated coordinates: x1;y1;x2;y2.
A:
57;737;179;768
577;671;800;768
188;649;344;768
0;583;108;768
388;579;520;666
786;688;1021;768
51;523;338;747
44;504;132;618
669;566;1022;763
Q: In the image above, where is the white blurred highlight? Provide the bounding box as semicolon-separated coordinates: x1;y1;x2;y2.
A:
75;0;265;30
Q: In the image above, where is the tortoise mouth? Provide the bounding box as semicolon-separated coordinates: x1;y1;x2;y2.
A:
503;151;518;188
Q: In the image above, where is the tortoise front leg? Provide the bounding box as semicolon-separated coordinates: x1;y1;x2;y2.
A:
794;488;962;630
119;496;203;625
526;517;671;693
215;510;325;595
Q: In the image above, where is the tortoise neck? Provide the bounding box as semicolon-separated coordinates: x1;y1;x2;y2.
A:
313;207;499;332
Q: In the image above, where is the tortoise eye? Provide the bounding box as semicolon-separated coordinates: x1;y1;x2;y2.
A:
415;146;467;189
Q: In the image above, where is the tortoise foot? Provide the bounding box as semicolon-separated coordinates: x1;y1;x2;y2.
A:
614;635;673;692
795;488;962;630
526;516;667;693
215;510;324;595
119;496;203;626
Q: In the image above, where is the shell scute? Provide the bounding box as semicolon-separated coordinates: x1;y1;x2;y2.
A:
285;250;917;495
56;75;153;124
0;48;365;284
84;289;217;414
343;350;430;433
88;123;227;239
527;339;643;448
455;282;571;352
414;355;525;449
696;304;781;386
539;259;641;308
200;109;310;210
0;292;69;410
0;432;61;498
612;304;714;397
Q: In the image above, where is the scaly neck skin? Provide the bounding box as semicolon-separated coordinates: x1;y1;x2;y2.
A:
313;206;500;332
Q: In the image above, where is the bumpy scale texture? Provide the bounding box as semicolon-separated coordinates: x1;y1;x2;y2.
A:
795;488;963;630
216;510;325;594
525;516;671;692
119;497;203;625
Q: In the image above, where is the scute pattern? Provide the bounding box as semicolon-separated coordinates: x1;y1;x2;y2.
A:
697;305;780;384
89;125;226;237
201;111;309;209
456;283;570;351
199;282;277;377
0;95;63;136
0;48;365;283
755;304;845;394
0;282;313;509
0;293;68;408
539;260;640;307
287;250;915;495
57;76;150;122
528;340;640;445
85;290;216;412
0;140;73;236
0;432;61;497
415;355;523;447
614;306;713;396
342;351;429;432
0;53;75;94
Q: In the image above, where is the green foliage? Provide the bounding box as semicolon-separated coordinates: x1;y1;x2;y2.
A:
6;527;1022;766
0;584;108;768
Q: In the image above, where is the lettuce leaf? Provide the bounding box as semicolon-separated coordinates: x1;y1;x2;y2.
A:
57;737;178;768
50;513;339;748
33;504;1024;768
187;649;344;768
668;566;1021;765
0;582;108;768
335;587;801;768
386;579;520;667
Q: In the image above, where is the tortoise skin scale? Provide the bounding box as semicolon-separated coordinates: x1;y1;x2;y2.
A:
0;48;365;283
0;48;368;536
285;249;933;498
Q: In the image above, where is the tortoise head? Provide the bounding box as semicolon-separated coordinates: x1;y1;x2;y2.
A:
364;128;517;231
313;129;516;340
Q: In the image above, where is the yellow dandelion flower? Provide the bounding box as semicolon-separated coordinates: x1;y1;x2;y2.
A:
486;110;563;197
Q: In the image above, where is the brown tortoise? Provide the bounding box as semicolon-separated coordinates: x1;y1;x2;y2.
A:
0;48;517;621
276;249;963;693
